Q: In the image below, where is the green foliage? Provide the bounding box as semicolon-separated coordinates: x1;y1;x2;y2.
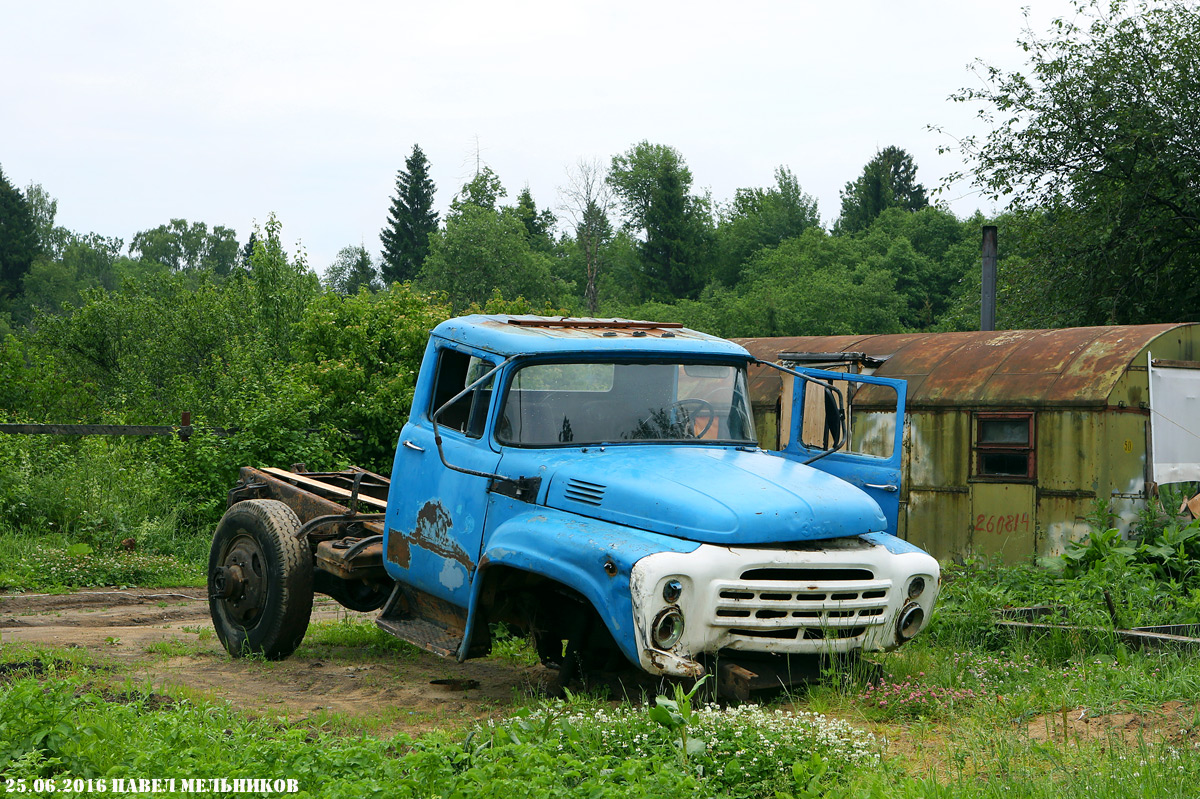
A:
849;736;1200;798
693;228;906;338
380;144;439;284
420;203;560;311
608;141;713;301
15;234;130;323
495;694;878;798
948;0;1200;327
0;435;207;589
1059;526;1139;578
0;546;202;590
612;203;975;337
559;159;614;314
292;283;449;471
514;186;556;254
129;219;240;276
0;165;39;301
0;435;195;551
713;166;821;286
451;166;506;213
647;676;709;766
736;229;906;336
1058;510;1200;612
0;673;878;799
487;623;539;667
246;213;320;358
323;245;381;295
835;146;928;235
22;183;69;260
24;272;283;425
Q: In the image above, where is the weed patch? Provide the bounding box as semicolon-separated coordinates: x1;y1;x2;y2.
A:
298;616;421;659
143;639;211;659
0;544;202;590
488;622;539;668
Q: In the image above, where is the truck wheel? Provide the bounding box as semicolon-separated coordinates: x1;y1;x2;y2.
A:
208;499;313;660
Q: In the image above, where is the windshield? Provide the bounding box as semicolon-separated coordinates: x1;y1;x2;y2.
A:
497;361;758;446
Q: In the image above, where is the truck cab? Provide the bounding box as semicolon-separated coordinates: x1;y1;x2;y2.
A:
383;316;938;682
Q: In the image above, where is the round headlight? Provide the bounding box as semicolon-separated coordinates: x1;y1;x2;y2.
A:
897;604;925;641
907;576;926;601
652;607;685;649
663;579;683;603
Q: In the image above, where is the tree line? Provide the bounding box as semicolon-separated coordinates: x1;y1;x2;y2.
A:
0;0;1194;420
352;141;981;339
1;141;988;345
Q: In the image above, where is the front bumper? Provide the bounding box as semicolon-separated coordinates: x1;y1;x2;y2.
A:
629;535;939;677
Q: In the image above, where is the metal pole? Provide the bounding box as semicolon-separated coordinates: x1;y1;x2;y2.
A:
981;225;998;331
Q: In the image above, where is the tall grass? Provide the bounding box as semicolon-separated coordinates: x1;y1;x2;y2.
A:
0;435;209;589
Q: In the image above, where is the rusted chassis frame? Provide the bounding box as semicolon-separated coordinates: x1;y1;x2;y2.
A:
227;466;392;609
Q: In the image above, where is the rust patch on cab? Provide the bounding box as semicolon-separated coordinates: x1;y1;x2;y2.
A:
390;501;474;573
386;530;411;569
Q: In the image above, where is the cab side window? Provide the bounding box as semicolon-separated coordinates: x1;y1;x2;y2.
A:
431;349;495;439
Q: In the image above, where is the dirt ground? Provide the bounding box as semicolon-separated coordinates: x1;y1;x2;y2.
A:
0;587;549;735
1023;700;1200;748
6;587;1200;754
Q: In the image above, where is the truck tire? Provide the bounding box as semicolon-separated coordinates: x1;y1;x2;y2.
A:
208;499;313;660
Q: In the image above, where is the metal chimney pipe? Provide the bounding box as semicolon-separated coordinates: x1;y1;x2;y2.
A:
981;225;997;331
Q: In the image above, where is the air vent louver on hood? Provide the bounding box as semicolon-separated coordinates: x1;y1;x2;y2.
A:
564;478;606;506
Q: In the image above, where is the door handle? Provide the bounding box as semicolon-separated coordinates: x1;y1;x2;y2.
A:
403;440;425;452
864;483;898;493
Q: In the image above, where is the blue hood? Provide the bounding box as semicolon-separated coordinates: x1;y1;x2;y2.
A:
528;446;887;545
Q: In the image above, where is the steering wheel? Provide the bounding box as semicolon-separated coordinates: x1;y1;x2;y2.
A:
670;398;716;438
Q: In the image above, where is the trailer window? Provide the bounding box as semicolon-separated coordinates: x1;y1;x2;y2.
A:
973;413;1035;480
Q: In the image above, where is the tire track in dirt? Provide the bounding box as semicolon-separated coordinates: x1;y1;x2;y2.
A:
1;588;547;735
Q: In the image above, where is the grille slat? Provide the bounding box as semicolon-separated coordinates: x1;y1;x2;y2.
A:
716;596;889;613
710;570;892;638
715;615;879;629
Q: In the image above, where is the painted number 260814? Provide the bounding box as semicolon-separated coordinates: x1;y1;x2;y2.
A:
973;513;1032;534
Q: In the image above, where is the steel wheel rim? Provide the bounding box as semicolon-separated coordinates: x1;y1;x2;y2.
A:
213;531;268;628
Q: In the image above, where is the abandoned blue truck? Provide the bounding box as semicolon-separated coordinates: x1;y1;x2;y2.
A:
207;315;939;695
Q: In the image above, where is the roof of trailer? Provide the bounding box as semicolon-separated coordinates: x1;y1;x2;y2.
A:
737;324;1199;408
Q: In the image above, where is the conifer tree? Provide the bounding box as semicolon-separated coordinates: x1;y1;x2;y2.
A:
835;146;927;234
380;145;438;284
0;166;39;300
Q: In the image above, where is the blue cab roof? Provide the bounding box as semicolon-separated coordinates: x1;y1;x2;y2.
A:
431;315;751;360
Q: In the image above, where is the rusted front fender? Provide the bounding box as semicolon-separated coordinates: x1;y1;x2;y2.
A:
460;508;700;667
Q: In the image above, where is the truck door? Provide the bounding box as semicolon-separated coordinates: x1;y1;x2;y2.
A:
778;368;907;536
384;345;500;607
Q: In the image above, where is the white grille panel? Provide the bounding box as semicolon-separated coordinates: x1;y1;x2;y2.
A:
711;577;892;632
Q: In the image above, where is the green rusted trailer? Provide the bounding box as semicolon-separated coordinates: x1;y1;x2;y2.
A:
738;324;1200;562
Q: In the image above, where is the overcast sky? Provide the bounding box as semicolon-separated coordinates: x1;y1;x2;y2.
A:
1;1;1080;272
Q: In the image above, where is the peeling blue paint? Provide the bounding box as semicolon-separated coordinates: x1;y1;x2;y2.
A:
861;532;927;556
439;558;467;590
